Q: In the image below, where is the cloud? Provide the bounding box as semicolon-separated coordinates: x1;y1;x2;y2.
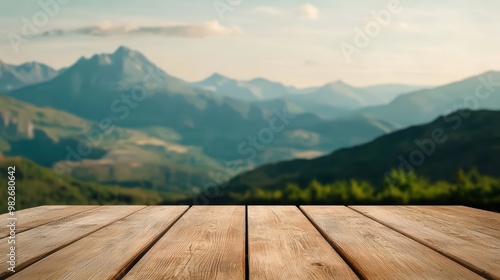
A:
39;21;242;38
297;4;319;20
255;6;284;16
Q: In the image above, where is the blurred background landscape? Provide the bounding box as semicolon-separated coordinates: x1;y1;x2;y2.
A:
0;0;499;211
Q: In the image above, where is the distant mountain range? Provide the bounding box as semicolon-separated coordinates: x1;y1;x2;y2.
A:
193;73;426;105
1;46;499;195
225;110;500;194
363;84;428;103
290;80;384;108
193;73;292;102
356;71;500;127
193;74;426;118
3;47;397;166
0;60;62;92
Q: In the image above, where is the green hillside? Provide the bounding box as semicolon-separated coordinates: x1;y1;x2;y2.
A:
240;170;500;211
224;110;500;195
0;156;183;213
0;95;225;193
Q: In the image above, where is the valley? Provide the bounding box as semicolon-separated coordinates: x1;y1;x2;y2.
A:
1;47;499;208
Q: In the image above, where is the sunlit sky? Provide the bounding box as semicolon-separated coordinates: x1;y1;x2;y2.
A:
1;0;499;87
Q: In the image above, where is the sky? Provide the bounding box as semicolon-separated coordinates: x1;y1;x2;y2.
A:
0;0;499;87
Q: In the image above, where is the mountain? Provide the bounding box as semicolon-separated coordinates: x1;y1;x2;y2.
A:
0;157;180;212
192;74;291;101
253;80;386;119
0;88;395;196
253;98;354;120
363;84;427;103
6;47;269;135
284;81;383;110
0;60;60;92
356;71;500;127
5;47;398;167
0;95;225;193
225;110;500;193
246;78;292;99
193;73;259;101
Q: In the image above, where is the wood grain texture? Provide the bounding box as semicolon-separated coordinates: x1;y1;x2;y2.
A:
0;205;99;238
401;206;500;237
350;206;499;279
123;206;245;280
8;206;189;280
248;206;358;280
302;206;484;280
0;205;144;278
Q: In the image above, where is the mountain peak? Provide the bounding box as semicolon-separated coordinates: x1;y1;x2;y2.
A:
0;61;59;91
249;77;269;83
17;61;46;71
73;46;151;69
210;72;228;79
322;80;352;89
112;46;137;57
248;77;280;85
332;80;349;86
202;73;231;84
60;46;173;89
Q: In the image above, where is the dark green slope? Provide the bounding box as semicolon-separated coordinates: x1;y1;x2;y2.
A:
226;110;500;193
0;156;181;213
0;95;225;193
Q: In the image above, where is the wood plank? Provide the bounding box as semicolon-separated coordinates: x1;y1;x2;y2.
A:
0;205;144;278
0;205;43;222
123;206;245;280
248;206;358;280
302;206;483;280
350;206;499;279
8;206;189;280
0;205;99;238
403;206;500;235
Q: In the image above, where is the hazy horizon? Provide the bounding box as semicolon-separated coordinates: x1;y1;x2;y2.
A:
1;0;499;87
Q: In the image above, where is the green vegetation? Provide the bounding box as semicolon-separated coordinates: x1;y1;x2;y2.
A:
226;110;500;194
0;95;225;192
0;157;185;213
236;169;500;211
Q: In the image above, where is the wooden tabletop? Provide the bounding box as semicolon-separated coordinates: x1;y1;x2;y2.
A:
1;206;499;280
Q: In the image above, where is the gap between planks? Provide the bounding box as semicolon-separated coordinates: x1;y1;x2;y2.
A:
298;206;366;280
115;206;191;279
0;205;100;238
122;206;246;280
348;206;499;280
247;206;359;280
302;206;484;279
1;206;146;278
4;205;498;280
8;206;190;280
